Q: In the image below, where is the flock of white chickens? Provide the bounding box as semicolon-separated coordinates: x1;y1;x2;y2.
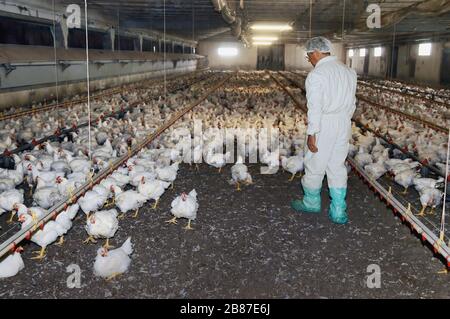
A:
0;70;447;284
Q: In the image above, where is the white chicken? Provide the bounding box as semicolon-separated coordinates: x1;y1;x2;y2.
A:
394;169;419;194
111;185;147;218
77;188;108;218
206;150;231;173
93;237;133;281
33;186;62;209
413;177;444;193
230;156;253;190
53;203;80;245
167;189;198;230
417;187;443;216
281;154;304;181
84;209;119;248
156;162;179;188
137;177;170;209
0;247;24;278
0;189;25;223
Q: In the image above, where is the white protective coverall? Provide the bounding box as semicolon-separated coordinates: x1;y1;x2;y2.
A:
301;55;357;190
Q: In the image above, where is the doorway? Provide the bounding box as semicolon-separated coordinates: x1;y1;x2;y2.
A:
441;47;450;85
257;44;285;70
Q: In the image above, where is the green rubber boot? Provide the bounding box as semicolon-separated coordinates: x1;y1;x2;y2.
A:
291;187;322;213
329;188;348;224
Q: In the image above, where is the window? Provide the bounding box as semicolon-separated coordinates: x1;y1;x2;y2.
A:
374;47;382;57
218;47;238;57
0;16;53;46
418;43;432;56
360;48;366;57
348;49;354;57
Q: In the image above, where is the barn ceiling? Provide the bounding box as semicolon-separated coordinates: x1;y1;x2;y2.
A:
11;0;450;45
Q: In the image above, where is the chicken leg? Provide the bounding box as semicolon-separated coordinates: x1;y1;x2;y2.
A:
56;236;65;247
132;208;139;218
105;196;116;208
118;212;126;219
83;235;97;244
166;216;178;224
28;182;33;198
428;207;435;215
106;272;122;281
289;173;296;181
236;182;241;191
31;247;46;260
184;219;194;231
103;238;114;249
402;187;408;195
6;211;15;224
416;205;427;217
170;183;174;190
195;164;200;171
438;268;449;274
218;167;222;173
152;199;159;210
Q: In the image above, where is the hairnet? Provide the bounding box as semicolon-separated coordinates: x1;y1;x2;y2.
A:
304;36;332;53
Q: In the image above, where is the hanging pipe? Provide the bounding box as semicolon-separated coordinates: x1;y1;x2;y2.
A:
0;73;233;260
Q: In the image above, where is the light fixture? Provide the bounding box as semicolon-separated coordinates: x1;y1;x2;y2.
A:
253;41;273;46
374;47;382;57
218;47;238;57
418;43;432;56
252;36;279;41
250;23;292;31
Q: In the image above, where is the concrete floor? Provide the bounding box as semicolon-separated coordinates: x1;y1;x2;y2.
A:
0;163;449;298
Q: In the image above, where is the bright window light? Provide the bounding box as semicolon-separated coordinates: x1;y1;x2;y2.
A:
374;47;382;57
252;36;278;41
360;48;366;57
250;23;292;31
218;47;238;57
348;49;354;57
418;43;432;56
153;46;156;52
253;41;272;46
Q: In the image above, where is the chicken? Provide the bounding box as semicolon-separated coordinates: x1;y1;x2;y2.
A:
137;177;170;209
21;215;64;259
230;156;253;190
33;186;63;209
77;188;108;218
206;150;231;173
167;189;198;230
354;147;373;167
364;161;387;180
413;177;444;193
417;187;443;216
84;209;119;248
111;185;147;218
394;170;418;194
0;247;24;278
0;189;25;223
155;162;179;188
93;237;133;281
53;203;80;246
281;154;304;181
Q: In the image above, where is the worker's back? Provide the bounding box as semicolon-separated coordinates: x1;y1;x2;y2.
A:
305;55;357;119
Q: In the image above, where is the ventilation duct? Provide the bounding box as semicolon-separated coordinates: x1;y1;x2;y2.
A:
212;0;248;43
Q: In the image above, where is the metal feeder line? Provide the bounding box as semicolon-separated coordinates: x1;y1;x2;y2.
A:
0;73;233;260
